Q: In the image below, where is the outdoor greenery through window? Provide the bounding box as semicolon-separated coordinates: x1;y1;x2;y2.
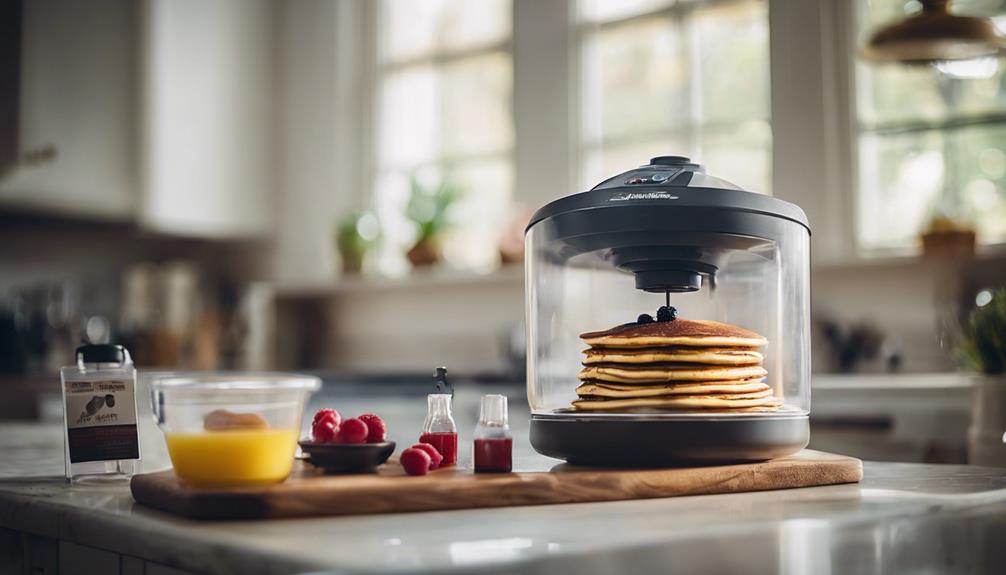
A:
373;0;513;273
855;0;1006;251
577;0;772;194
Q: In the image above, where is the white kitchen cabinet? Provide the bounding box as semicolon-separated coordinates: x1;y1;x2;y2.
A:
0;0;136;220
0;0;276;239
138;0;276;238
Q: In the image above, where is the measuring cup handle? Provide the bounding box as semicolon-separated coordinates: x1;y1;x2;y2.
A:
150;388;164;424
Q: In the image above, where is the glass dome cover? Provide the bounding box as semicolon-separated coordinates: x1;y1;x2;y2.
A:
524;156;811;465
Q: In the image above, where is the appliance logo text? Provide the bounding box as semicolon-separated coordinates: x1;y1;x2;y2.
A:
609;191;679;202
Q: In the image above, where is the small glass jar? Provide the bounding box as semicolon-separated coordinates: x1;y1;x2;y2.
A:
60;344;140;482
420;394;458;466
473;394;512;473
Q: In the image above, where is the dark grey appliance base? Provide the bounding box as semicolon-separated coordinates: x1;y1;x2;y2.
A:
530;414;809;467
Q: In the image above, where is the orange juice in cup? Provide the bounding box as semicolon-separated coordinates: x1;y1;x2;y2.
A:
165;428;300;486
150;374;320;487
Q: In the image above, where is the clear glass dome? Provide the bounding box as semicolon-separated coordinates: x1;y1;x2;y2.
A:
525;156;811;421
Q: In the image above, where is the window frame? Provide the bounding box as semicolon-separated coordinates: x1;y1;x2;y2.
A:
849;2;1006;255
372;24;515;171
572;0;774;193
365;0;518;272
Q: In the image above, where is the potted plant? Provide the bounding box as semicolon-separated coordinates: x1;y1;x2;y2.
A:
404;172;461;268
336;211;380;274
959;287;1006;466
920;213;976;258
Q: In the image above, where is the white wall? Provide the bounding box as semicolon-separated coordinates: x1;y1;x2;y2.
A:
271;0;369;287
322;270;525;374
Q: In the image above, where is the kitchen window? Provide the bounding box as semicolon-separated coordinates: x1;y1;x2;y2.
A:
372;0;514;273
854;0;1006;252
576;0;772;194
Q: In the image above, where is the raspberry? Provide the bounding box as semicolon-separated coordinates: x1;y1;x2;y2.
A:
312;408;341;428
411;443;443;469
400;447;432;476
334;418;368;444
357;413;387;443
311;418;338;443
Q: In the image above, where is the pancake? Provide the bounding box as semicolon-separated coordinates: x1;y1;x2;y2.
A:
572;391;780;411
578;364;768;384
581;319;767;348
576;380;771;398
583;347;763;366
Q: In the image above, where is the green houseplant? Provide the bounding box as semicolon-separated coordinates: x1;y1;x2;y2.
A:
404;172;462;267
959;288;1006;375
959;287;1006;466
336;211;380;274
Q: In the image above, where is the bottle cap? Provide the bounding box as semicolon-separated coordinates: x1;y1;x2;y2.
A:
75;344;128;365
434;366;453;395
478;394;508;426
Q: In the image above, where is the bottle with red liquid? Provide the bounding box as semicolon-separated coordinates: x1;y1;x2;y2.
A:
420;393;458;466
473;394;512;473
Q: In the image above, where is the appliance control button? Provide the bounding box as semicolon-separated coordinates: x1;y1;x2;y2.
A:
625;176;647;185
650;172;671;182
650;156;690;166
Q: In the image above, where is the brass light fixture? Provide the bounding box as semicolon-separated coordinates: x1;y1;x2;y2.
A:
861;0;1006;64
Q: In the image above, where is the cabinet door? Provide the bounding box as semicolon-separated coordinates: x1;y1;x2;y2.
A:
138;0;275;238
58;541;120;575
0;0;135;219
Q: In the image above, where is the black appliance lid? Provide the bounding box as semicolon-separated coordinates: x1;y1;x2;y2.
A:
526;156;810;234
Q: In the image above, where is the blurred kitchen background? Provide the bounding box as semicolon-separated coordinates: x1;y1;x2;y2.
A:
2;0;1006;465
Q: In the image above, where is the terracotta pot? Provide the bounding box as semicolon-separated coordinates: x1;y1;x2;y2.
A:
339;249;363;274
968;374;1006;467
921;229;976;258
407;237;441;267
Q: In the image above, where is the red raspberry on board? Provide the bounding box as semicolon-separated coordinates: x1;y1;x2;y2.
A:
334;418;369;444
410;443;443;469
312;409;341;428
357;413;387;443
311;418;338;443
401;447;432;476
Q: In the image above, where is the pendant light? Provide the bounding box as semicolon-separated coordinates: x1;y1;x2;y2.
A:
860;0;1005;71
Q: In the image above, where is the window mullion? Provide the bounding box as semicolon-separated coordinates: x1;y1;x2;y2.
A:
379;39;513;72
683;9;702;158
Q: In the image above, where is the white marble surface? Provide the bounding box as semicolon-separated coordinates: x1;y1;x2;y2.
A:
2;412;1006;574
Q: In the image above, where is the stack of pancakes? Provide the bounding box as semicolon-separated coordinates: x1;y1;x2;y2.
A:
573;318;781;412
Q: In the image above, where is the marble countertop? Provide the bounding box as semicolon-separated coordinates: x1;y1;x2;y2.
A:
2;385;1006;574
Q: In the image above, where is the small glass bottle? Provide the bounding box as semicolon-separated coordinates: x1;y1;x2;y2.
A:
420;393;458;466
473;394;512;473
60;344;140;482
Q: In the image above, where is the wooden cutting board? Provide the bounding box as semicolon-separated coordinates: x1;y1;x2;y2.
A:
131;449;862;520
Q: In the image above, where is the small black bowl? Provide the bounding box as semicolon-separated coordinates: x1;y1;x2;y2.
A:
299;441;396;474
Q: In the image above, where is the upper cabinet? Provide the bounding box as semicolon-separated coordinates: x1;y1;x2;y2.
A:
0;0;136;220
0;0;276;238
138;0;275;238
